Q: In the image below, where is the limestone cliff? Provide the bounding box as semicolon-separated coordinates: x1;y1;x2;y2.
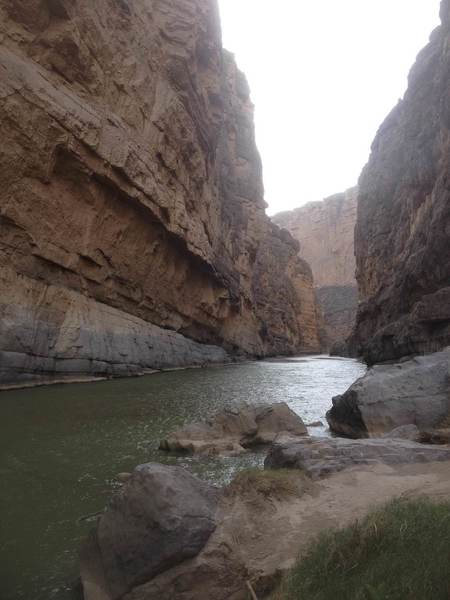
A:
0;0;321;387
350;0;450;364
273;188;358;351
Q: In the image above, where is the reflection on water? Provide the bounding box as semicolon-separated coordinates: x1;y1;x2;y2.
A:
0;355;365;600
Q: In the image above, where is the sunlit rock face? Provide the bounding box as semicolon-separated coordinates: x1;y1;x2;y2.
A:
350;0;450;364
273;188;358;352
0;0;321;386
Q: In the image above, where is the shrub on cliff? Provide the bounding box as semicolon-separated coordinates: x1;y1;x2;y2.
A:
275;498;450;600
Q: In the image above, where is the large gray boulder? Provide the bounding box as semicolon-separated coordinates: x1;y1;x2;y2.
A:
265;436;450;479
88;463;219;600
160;402;308;455
326;348;450;437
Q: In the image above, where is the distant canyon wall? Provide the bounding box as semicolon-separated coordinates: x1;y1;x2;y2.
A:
350;0;450;364
0;0;321;387
273;188;358;351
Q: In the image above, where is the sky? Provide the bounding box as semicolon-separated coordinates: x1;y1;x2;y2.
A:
218;0;441;214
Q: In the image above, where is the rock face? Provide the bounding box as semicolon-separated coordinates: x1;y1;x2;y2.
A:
350;1;450;364
160;402;308;455
265;436;450;479
0;0;321;388
273;188;358;351
83;463;219;600
326;348;450;438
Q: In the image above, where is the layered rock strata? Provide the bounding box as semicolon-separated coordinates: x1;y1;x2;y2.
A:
0;0;321;387
273;188;358;351
350;0;450;363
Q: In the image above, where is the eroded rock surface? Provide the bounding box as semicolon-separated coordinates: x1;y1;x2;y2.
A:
265;436;450;478
160;402;308;455
273;188;358;351
326;348;450;438
0;0;321;387
382;424;422;442
350;0;450;363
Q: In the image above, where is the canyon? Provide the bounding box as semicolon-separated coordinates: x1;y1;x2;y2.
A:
1;0;450;598
349;0;450;364
273;188;358;352
0;0;321;388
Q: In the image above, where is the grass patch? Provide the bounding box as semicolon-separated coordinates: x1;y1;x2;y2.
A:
275;498;450;600
225;468;303;500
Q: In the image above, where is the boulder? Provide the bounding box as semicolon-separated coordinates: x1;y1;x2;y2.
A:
264;436;450;479
87;463;219;600
326;349;450;438
159;402;308;455
382;424;422;442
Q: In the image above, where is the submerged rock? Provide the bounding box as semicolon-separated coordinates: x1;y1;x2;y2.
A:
81;463;219;600
326;348;450;438
265;436;450;479
159;402;308;455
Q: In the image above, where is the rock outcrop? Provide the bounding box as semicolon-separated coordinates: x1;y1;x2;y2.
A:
265;436;450;479
350;0;450;364
160;402;308;455
0;0;321;388
82;457;450;600
273;188;358;351
81;463;219;600
326;348;450;438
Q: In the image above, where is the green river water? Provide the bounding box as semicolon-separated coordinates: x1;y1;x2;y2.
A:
0;355;365;600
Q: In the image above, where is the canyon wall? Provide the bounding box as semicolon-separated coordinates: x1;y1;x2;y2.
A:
0;0;321;387
350;0;450;364
273;188;358;351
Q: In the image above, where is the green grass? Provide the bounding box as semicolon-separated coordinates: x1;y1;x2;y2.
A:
275;498;450;600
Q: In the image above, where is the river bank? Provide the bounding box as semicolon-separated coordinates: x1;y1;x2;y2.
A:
0;355;365;600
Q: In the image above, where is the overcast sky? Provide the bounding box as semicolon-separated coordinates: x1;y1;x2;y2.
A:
218;0;441;214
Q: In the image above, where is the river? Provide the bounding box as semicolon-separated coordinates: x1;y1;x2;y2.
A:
0;355;365;600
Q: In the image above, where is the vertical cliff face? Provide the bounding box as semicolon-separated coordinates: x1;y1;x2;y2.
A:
273;188;358;350
0;0;321;387
350;0;450;364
